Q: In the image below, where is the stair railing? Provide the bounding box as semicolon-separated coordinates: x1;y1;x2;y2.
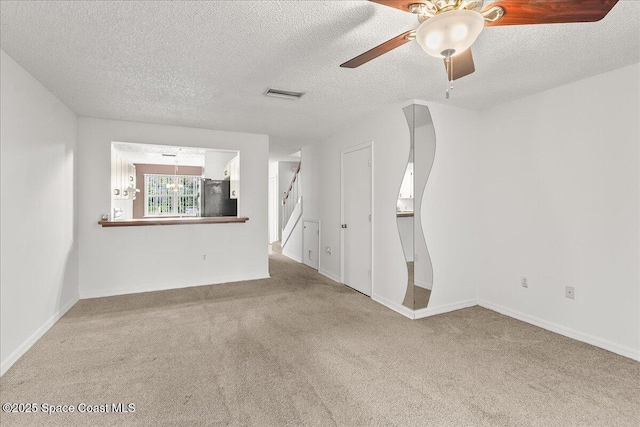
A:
281;162;301;231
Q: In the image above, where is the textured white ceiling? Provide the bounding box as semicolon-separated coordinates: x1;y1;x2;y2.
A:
113;142;210;166
1;1;639;159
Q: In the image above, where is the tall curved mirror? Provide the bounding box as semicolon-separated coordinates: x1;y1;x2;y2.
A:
399;104;436;311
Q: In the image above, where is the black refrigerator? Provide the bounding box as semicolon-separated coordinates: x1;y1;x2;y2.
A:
201;179;237;217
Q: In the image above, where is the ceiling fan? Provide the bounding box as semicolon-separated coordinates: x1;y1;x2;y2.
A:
341;0;619;97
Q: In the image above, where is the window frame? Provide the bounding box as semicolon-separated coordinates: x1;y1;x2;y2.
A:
143;173;201;218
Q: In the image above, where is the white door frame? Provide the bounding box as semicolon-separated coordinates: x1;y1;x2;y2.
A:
268;176;277;243
302;218;321;270
340;141;374;294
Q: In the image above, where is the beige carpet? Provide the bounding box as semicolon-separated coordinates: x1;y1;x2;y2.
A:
1;253;639;426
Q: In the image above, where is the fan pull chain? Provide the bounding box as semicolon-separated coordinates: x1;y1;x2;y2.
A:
445;54;453;99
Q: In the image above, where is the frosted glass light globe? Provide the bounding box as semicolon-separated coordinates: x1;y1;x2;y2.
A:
416;10;485;58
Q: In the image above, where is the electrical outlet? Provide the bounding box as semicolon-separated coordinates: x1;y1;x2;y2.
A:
565;286;575;299
201;254;207;261
521;276;528;288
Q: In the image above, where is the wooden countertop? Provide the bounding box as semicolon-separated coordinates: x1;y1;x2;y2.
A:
98;217;249;227
396;212;414;218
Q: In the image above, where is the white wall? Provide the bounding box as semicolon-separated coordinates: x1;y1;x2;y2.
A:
78;118;269;298
204;150;237;180
477;64;640;360
1;50;79;375
282;215;303;262
418;103;483;315
298;101;481;316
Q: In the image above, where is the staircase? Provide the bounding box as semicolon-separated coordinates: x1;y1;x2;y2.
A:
281;162;302;248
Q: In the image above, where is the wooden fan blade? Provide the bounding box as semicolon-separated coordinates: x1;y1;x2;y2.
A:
443;48;475;80
340;31;414;68
483;0;619;26
369;0;422;13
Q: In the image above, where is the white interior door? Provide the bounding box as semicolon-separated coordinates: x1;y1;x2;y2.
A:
342;144;372;296
303;220;319;270
268;177;277;243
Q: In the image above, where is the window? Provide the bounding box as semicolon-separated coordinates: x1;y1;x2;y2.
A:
144;174;201;217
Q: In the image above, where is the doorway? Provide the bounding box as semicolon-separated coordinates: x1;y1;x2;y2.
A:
341;143;372;296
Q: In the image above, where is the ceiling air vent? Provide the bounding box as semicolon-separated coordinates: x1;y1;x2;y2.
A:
264;88;305;100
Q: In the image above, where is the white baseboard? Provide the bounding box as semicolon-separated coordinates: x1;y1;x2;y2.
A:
372;293;415;319
478;299;640;362
282;252;302;263
414;298;478;319
1;296;79;377
372;294;479;321
318;268;340;283
80;273;270;299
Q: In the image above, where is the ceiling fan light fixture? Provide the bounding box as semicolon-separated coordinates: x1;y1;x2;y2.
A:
415;9;484;58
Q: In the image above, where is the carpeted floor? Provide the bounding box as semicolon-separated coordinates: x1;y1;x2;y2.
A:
1;253;639;426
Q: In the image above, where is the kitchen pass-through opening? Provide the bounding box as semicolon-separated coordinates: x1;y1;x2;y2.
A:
109;142;239;221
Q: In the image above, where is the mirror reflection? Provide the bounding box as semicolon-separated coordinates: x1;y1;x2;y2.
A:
399;104;436;311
